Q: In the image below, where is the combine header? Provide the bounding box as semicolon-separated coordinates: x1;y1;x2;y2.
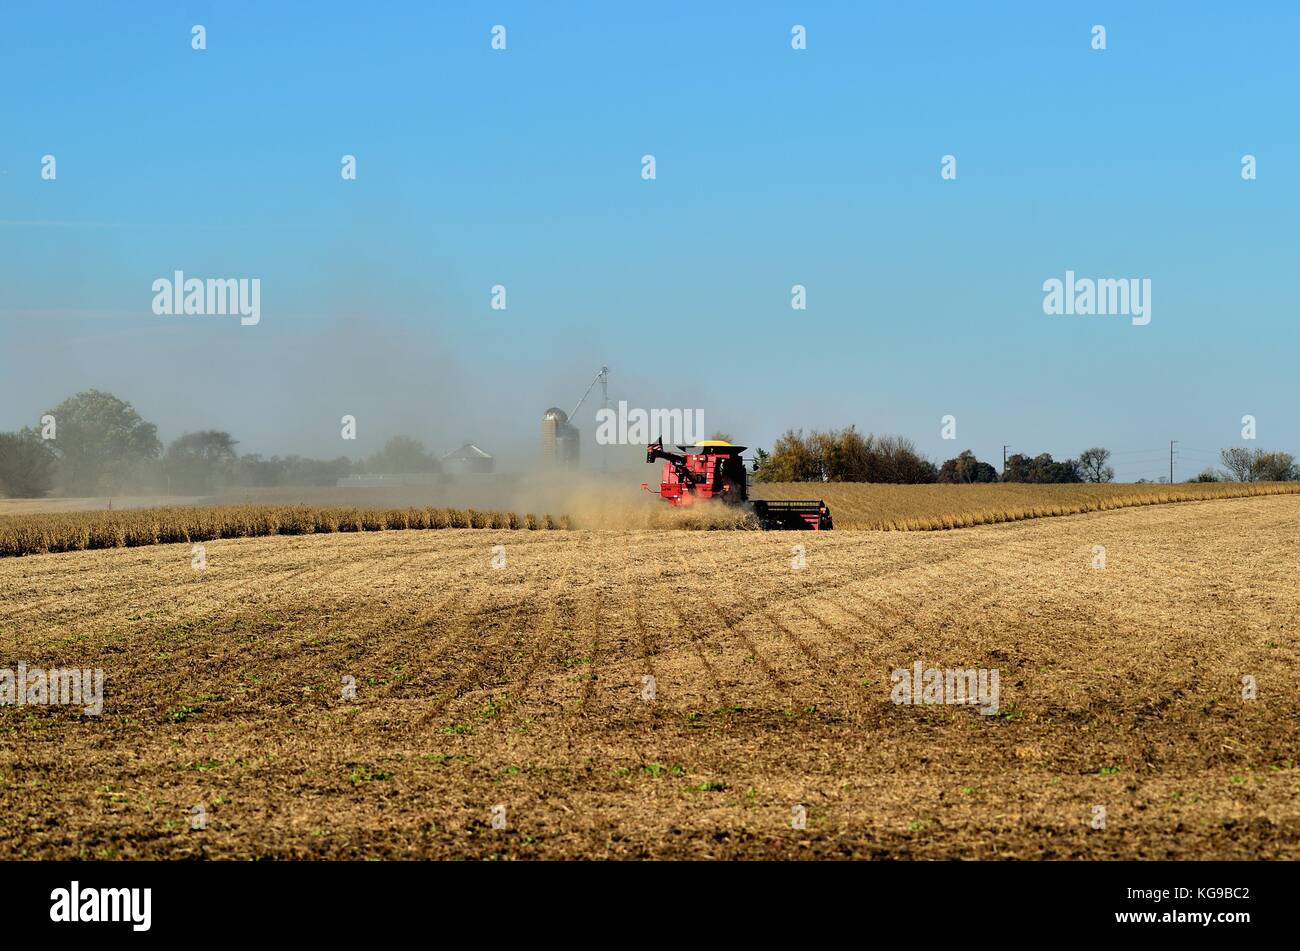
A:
642;438;832;530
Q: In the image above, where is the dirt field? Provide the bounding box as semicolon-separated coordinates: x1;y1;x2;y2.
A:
0;494;1296;859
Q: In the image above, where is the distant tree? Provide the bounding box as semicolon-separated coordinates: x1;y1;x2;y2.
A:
811;428;870;481
233;453;278;487
755;430;822;482
1078;447;1115;483
1251;451;1297;482
1001;453;1032;482
284;455;355;485
1216;447;1295;482
42;390;161;495
751;447;769;475
231;454;356;487
1049;455;1083;483
756;427;936;483
0;430;58;497
708;431;734;444
938;450;998;484
165;431;238;494
863;433;938;483
1189;468;1220;483
169;430;238;462
1002;452;1082;484
1219;447;1253;482
365;436;440;474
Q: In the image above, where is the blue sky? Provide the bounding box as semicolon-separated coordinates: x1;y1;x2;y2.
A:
2;1;1297;479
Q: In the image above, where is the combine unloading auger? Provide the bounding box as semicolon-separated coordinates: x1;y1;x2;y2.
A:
641;438;832;530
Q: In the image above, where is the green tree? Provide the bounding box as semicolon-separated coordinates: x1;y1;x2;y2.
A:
43;390;161;495
939;450;998;484
1002;452;1082;483
0;430;58;497
232;454;355;487
165;431;239;494
365;436;440;474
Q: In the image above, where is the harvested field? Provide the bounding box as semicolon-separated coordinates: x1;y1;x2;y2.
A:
0;494;1296;859
0;505;566;558
753;480;1300;530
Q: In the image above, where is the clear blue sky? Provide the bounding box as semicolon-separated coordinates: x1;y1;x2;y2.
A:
2;1;1297;479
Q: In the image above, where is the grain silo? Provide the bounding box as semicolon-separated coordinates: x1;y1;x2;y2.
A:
542;407;580;466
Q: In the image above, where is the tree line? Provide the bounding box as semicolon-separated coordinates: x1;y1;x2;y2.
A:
1197;448;1297;483
752;427;1299;485
6;393;1298;497
0;390;445;498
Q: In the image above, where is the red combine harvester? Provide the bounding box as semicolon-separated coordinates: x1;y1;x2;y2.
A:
641;438;832;530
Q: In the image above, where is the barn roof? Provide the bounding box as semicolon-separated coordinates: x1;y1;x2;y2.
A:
442;443;494;461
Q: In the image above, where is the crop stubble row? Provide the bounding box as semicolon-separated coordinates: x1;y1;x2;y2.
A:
0;497;1296;857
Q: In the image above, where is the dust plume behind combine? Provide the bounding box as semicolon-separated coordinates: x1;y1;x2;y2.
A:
517;472;759;530
204;467;760;531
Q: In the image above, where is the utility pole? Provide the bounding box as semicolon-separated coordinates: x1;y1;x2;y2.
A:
1002;445;1009;476
1170;440;1176;484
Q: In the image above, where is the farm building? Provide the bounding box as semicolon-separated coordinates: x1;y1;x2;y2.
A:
441;443;495;475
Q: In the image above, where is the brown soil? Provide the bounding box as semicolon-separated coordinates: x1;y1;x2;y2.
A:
0;495;1296;859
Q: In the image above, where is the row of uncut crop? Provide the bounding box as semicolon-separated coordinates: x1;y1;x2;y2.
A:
0;505;569;557
751;481;1300;531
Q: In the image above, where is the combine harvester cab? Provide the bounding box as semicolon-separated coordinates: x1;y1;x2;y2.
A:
642;438;832;530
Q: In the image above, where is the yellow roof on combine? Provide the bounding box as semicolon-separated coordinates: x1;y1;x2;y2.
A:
679;439;748;453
